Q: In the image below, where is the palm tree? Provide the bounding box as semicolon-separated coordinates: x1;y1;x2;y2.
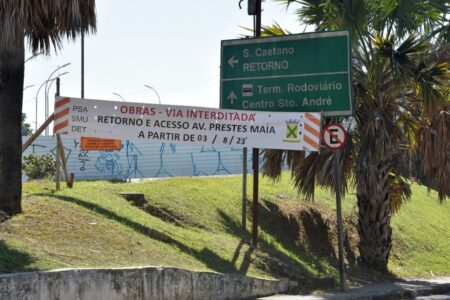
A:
0;0;96;216
262;0;449;270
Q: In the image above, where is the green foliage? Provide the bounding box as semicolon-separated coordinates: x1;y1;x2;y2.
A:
262;0;449;270
21;113;32;136
22;153;56;180
266;0;449;203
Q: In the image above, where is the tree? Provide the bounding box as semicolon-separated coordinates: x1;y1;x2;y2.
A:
0;1;96;216
263;0;449;270
21;113;32;136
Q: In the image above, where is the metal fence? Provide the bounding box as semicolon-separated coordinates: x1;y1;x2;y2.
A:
22;136;259;181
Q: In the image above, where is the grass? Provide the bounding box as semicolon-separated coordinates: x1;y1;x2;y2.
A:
389;185;450;277
0;174;449;284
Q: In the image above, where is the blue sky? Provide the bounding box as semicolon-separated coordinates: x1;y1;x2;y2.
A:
23;0;302;131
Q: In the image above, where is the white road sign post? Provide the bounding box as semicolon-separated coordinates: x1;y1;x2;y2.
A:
54;96;322;152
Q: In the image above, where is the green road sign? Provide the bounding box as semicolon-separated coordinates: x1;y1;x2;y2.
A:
220;31;353;116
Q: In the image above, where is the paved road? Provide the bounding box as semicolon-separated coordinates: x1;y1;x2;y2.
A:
416;295;450;300
258;277;450;300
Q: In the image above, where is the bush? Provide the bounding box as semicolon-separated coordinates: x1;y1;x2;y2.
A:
22;153;56;180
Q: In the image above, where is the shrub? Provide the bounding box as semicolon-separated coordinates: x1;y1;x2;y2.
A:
22;153;56;180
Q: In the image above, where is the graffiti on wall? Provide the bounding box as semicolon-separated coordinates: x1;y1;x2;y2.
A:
23;136;261;180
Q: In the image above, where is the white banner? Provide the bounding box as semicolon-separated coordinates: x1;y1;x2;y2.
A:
54;96;321;151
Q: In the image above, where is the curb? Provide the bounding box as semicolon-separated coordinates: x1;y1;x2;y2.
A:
384;282;450;300
259;279;450;299
0;266;290;300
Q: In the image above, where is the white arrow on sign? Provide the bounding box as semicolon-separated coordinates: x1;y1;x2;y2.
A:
227;56;239;68
227;91;237;104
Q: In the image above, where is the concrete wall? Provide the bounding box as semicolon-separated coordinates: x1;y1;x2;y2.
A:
0;266;289;300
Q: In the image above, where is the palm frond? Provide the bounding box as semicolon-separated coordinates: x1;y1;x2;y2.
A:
296;0;324;30
291;151;323;200
262;149;306;180
396;110;420;151
290;132;354;201
262;128;355;202
274;0;302;10
392;33;425;75
262;149;286;180
379;0;445;38
415;60;450;114
260;22;292;36
240;22;290;38
0;0;96;52
416;108;450;201
357;103;402;163
317;133;354;195
373;33;394;57
374;33;431;79
338;0;369;34
388;174;411;214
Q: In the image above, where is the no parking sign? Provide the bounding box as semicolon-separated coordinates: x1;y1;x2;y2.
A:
322;123;347;150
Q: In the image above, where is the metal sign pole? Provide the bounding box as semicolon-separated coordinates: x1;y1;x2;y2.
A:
322;122;347;291
252;148;259;246
334;149;346;291
55;78;61;191
242;147;247;232
251;0;262;247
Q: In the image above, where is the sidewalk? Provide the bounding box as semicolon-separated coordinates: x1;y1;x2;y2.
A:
258;277;450;299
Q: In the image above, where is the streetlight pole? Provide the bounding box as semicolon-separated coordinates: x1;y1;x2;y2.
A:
24;51;44;64
113;92;126;102
35;81;48;132
45;72;69;135
44;63;70;135
35;72;69;133
45;72;69;103
144;85;161;104
23;85;35;91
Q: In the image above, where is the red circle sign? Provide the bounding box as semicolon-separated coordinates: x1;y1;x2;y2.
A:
322;123;347;150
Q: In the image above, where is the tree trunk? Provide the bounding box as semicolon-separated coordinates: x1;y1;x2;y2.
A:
0;32;25;216
356;160;393;271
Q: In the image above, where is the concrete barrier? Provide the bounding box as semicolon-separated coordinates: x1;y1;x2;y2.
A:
0;266;289;299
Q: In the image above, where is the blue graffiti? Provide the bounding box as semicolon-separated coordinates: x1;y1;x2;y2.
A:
77;150;90;171
29;144;47;154
95;151;123;175
22;137;254;180
200;145;217;153
50;146;72;163
214;152;231;175
191;153;208;176
124;141;144;178
155;143;176;177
